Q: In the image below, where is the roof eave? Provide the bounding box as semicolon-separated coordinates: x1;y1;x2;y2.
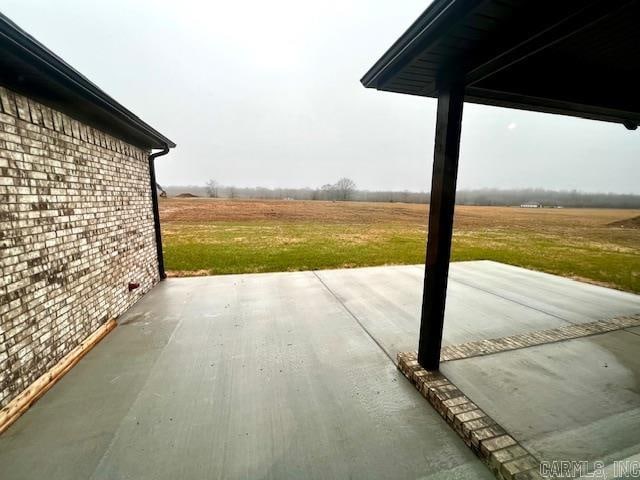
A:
361;0;470;89
0;13;175;150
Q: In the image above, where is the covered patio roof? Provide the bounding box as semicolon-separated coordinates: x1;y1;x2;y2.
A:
362;0;640;128
361;0;640;371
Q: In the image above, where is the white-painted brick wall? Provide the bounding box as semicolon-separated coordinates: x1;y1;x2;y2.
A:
0;86;160;408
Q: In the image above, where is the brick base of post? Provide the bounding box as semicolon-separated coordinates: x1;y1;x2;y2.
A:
397;352;543;480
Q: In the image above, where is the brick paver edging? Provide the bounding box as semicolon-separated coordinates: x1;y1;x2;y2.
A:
440;313;640;362
398;352;543;480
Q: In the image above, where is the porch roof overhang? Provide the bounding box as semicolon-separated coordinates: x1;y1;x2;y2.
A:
361;0;640;129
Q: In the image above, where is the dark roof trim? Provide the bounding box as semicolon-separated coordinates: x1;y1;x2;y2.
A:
465;87;640;125
0;13;175;149
361;0;640;127
361;0;481;89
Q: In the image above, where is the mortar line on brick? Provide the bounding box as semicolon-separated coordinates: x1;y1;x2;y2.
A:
312;271;395;364
0;85;158;409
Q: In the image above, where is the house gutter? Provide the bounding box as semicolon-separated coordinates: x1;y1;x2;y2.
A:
149;145;170;280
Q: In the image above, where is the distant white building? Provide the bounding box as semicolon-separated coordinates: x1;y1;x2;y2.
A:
520;202;542;208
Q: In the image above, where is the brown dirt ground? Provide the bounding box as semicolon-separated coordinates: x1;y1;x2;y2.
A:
608;215;640;229
159;197;639;229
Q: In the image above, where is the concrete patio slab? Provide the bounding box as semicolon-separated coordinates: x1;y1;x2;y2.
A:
0;270;491;480
2;261;638;479
449;261;640;324
627;326;640;336
315;259;640;356
442;329;640;470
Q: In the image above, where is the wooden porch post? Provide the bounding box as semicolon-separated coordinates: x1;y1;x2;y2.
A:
418;84;464;370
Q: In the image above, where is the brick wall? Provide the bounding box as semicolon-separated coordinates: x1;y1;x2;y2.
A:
0;86;160;408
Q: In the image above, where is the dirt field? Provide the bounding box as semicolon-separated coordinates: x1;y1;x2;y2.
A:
159;198;640;293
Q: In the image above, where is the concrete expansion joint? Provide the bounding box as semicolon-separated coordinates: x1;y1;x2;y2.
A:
439;312;640;363
398;351;544;480
311;271;395;363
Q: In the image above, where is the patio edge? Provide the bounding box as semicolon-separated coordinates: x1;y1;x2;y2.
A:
0;318;116;435
397;352;543;480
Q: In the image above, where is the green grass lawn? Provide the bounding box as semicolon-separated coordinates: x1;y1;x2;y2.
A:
162;222;640;293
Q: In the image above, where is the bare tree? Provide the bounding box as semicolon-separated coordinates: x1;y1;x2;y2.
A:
160;183;640;208
205;179;219;198
333;178;356;201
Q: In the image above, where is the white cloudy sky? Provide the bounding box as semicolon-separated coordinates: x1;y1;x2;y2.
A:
3;0;638;193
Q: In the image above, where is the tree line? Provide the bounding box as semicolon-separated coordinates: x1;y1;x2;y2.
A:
201;178;359;201
163;180;640;209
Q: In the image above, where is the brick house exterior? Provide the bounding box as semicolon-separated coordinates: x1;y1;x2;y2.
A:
0;15;174;409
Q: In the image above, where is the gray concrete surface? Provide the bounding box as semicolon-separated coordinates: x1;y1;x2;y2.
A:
315;261;640;355
442;330;640;469
2;261;638;479
0;270;491;480
627;326;640;336
449;261;640;323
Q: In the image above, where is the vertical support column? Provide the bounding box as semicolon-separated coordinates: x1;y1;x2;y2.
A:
418;84;464;370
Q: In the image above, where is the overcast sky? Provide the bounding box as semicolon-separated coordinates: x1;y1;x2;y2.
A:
3;0;638;193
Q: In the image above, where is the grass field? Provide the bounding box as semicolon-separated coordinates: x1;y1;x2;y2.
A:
160;198;640;293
